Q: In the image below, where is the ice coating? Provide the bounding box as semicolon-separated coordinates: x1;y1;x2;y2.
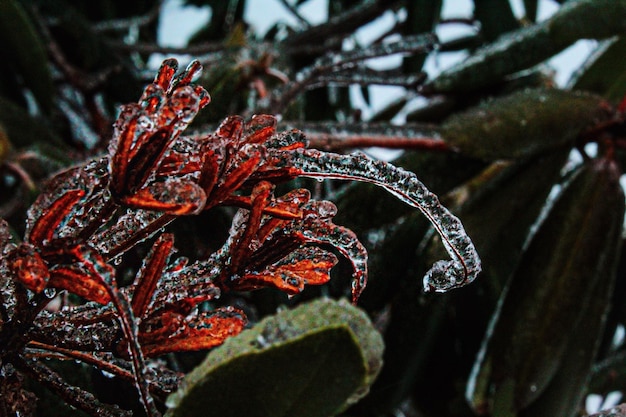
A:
267;147;482;292
298;200;369;301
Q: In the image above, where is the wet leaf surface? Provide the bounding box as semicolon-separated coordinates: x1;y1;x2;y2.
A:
426;0;626;93
571;36;626;101
440;88;611;160
467;157;625;415
165;298;384;417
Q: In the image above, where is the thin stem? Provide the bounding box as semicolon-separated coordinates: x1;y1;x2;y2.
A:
281;0;403;48
271;33;437;113
277;0;310;27
25;342;172;399
15;356;132;417
267;147;481;292
305;133;451;152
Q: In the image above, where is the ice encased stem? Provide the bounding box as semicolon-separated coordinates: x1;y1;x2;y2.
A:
270;148;481;292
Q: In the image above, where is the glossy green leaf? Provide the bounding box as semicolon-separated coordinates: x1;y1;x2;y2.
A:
440;88;610;160
467;157;625;415
519;237;622;417
165;298;384;417
0;0;54;113
570;37;626;102
426;0;626;94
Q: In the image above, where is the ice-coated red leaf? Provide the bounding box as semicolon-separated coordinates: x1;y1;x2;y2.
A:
140;307;246;357
205;150;262;205
153;58;178;91
214;115;244;143
27;189;85;246
8;244;50;293
242;114;277;145
122;180;206;215
132;233;175;318
48;265;111;304
236;247;337;294
124;127;174;193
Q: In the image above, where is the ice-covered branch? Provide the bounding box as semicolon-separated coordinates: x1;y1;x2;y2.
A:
268;147;481;292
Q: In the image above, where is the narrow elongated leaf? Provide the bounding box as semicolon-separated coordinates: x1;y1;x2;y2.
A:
426;0;626;93
165;298;384;417
466;157;625;415
440;88;610;160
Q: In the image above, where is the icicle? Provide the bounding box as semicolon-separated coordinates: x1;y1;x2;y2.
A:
269;148;481;292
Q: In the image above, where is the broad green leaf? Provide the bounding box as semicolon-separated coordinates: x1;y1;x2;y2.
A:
519;238;621;417
570;37;626;102
165;298;384;417
440;88;610;160
426;0;626;94
0;0;54;113
467;157;625;415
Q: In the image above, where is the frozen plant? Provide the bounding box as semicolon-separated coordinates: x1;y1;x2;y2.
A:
0;59;480;417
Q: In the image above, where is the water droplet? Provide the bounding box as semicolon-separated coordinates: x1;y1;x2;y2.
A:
101;370;115;379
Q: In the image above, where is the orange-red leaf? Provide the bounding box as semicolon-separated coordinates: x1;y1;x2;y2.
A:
28;189;85;245
132;233;174;318
141;308;246;357
48;265;111;304
122;180;206;215
9;244;49;293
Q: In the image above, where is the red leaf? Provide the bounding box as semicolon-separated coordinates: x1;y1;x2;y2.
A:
122;180;206;215
140;308;246;357
48;265;111;304
28;189;85;246
131;233;174;318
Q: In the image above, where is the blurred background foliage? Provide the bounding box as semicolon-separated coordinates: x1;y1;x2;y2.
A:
2;0;626;416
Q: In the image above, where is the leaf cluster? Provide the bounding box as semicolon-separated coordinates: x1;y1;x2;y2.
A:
1;1;626;417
